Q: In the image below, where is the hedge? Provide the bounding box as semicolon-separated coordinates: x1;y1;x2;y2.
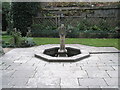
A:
31;24;119;38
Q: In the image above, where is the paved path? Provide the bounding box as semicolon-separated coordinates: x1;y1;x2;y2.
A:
0;44;119;89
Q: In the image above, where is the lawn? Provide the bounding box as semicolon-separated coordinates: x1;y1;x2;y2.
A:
2;35;120;50
33;37;120;50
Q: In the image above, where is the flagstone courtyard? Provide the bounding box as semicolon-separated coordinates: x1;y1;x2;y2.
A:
0;44;119;89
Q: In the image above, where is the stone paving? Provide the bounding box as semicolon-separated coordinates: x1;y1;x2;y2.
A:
0;44;119;89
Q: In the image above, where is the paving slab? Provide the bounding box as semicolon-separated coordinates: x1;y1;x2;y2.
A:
0;44;119;89
81;66;100;71
61;78;79;88
106;71;118;78
112;66;118;71
104;78;118;86
78;78;108;86
2;70;15;78
11;70;35;78
8;77;28;88
98;66;115;71
37;77;60;88
86;70;110;78
2;77;13;88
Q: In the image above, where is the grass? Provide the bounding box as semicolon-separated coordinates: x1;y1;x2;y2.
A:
2;35;120;50
33;37;120;50
2;35;12;43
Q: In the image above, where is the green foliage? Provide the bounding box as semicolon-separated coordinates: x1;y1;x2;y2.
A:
2;35;120;50
2;29;36;48
2;2;11;31
31;22;118;38
66;18;117;38
75;19;115;32
2;13;8;31
2;2;11;14
12;2;40;36
2;40;9;48
90;25;101;31
10;28;22;47
76;19;91;30
2;2;14;34
31;24;58;37
98;19;112;31
66;25;79;38
20;37;36;47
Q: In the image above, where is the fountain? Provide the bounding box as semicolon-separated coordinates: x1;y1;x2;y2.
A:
57;24;67;57
35;9;90;62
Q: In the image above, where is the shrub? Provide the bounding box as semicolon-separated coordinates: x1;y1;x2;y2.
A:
12;2;40;36
90;25;101;31
2;40;8;48
20;37;36;47
10;28;22;47
76;19;91;31
31;24;58;37
66;25;79;38
5;28;36;48
2;40;14;48
31;20;118;38
98;19;115;31
78;30;119;38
